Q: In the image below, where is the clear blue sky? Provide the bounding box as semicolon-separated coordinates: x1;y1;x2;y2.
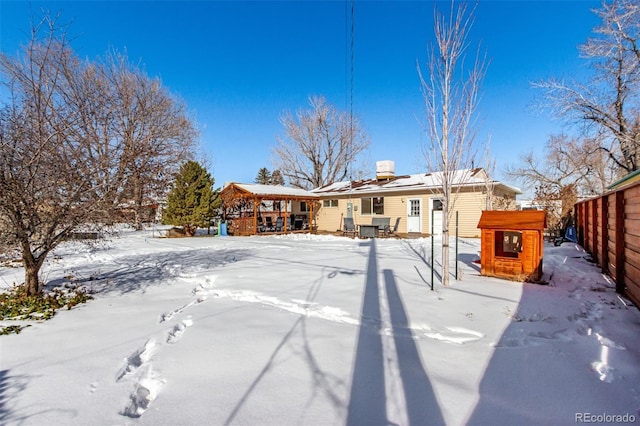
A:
1;1;601;193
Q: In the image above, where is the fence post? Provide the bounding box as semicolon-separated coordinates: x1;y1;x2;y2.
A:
615;191;625;294
591;199;598;260
577;202;584;246
601;195;609;274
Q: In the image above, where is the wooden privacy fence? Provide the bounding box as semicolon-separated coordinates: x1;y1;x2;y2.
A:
575;180;640;309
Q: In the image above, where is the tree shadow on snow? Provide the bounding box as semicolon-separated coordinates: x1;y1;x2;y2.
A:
223;262;348;425
458;253;481;273
401;240;445;286
46;248;253;295
347;240;445;425
0;370;77;424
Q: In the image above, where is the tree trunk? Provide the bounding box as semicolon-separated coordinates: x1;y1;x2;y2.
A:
183;224;196;237
442;199;450;287
134;173;144;231
23;252;45;296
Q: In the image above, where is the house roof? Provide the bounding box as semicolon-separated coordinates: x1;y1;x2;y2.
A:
221;183;319;200
477;210;547;230
312;168;522;197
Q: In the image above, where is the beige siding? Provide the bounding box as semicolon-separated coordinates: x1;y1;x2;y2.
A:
375;195;405;230
315;200;344;231
315;188;491;237
449;191;488;237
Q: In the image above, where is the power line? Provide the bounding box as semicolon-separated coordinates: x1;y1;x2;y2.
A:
346;0;355;182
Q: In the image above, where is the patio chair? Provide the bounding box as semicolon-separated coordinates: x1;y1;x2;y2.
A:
343;217;357;238
372;217;390;237
265;216;274;232
275;217;285;232
383;217;401;238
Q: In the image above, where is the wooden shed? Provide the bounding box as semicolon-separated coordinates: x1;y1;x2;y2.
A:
477;210;547;282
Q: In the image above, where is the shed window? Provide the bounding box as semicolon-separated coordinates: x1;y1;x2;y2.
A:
495;231;522;258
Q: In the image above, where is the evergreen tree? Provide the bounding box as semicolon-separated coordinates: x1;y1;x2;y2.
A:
270;169;285;186
162;161;216;236
255;167;272;185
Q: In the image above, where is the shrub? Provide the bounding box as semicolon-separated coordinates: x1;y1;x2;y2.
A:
0;283;93;322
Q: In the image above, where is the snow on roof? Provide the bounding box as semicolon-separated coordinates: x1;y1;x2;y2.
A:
230;183;320;198
312;168;522;196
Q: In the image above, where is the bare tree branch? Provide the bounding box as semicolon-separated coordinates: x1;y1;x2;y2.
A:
534;0;640;175
272;95;370;190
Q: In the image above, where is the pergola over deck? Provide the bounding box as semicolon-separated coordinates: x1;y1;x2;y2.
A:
220;183;320;236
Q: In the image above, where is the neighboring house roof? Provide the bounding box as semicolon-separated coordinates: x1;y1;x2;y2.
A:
312;168;522;197
221;183;320;200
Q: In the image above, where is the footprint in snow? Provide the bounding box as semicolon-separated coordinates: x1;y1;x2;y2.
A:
494;328;573;348
191;276;218;296
167;318;194;344
121;366;165;418
159;298;206;324
116;339;157;382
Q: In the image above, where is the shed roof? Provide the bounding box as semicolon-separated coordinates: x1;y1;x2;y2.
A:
477;210;547;230
312;168;522;197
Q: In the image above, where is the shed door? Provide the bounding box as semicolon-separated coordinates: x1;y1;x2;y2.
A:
407;199;422;233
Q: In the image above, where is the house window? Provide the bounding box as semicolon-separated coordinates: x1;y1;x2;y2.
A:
300;202;309;212
322;199;338;208
361;197;384;215
495;231;522;258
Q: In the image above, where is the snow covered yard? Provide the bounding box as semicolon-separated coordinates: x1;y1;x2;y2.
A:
1;229;639;425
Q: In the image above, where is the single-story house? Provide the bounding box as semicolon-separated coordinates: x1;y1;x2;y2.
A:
312;165;522;238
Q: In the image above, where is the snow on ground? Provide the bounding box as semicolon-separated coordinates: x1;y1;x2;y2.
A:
1;228;639;425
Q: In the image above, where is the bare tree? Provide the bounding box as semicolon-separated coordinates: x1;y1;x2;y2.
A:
104;51;197;229
479;138;496;210
418;2;488;286
506;134;614;198
272;95;370;190
534;0;640;175
0;16;114;295
506;134;615;229
0;15;197;295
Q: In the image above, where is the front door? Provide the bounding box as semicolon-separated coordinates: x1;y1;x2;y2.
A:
407;198;422;233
